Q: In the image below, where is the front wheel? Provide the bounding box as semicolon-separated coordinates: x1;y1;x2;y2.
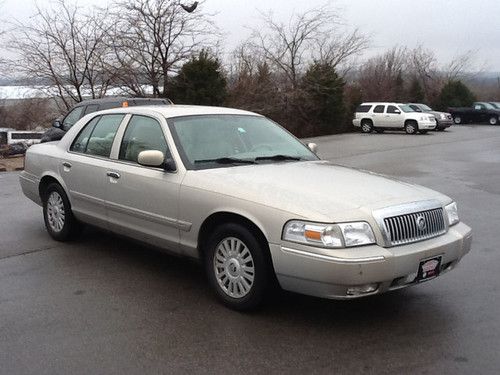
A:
489;116;498;125
204;223;271;311
453;116;462;124
42;183;82;241
405;121;418;134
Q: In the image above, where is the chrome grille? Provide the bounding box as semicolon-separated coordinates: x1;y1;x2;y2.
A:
384;208;446;246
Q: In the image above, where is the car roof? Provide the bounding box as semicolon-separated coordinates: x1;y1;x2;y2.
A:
73;97;171;107
95;105;261;119
359;102;402;106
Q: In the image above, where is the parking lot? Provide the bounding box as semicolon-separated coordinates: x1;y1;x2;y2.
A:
1;125;499;374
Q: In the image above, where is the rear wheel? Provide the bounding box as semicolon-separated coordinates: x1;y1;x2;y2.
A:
405;121;418;135
361;120;373;133
42;183;82;241
204;223;271;311
453;116;462;124
489;116;498;125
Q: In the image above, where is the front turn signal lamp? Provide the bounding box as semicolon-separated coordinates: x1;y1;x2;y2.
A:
282;220;376;248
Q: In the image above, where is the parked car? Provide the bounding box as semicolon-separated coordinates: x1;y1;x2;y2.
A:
448;102;500;125
408;103;453;131
20;105;472;310
40;97;172;143
353;102;436;134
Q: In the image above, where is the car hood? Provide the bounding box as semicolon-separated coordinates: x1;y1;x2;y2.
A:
183;160;450;221
428;110;451;117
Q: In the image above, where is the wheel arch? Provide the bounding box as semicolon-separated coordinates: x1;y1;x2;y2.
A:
38;173;69;202
197;211;271;260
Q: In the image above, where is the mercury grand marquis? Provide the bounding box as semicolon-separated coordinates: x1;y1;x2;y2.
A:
20;105;472;310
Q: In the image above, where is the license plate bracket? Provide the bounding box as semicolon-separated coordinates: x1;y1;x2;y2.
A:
417;256;442;282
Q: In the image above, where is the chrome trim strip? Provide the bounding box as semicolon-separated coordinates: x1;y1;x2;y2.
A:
106;200;192;231
281;246;385;264
71;190;105;205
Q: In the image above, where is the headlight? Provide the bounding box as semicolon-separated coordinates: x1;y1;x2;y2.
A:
445;202;459;226
282;220;376;248
440;114;446;119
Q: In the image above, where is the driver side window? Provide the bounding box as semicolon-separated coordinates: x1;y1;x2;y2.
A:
386;105;400;114
119;115;170;164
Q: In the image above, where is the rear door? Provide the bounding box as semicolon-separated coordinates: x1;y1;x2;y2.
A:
61;114;126;226
103;114;184;252
371;105;387;127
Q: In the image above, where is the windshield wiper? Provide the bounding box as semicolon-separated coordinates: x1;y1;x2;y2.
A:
255;154;302;162
194;157;256;165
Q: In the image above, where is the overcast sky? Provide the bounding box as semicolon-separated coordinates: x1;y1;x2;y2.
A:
2;0;500;71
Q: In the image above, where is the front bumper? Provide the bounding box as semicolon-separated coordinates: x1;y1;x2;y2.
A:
270;222;472;299
418;120;437;130
436;119;453;128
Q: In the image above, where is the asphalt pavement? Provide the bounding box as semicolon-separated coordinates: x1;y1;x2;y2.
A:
1;125;499;374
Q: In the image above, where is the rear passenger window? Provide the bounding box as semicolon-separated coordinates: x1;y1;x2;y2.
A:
355;105;372;113
373;105;385;113
70;114;124;157
119;115;169;163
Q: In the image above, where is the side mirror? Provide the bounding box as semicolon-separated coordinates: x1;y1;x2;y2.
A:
52;119;62;128
307;142;318;153
138;150;165;168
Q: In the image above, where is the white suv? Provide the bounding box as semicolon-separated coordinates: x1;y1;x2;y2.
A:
353;102;436;134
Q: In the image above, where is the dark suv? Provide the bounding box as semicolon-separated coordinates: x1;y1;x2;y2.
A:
41;97;172;142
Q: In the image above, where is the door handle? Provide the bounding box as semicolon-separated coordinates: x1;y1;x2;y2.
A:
62;162;72;169
106;171;120;179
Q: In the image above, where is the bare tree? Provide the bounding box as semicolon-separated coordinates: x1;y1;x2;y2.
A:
249;7;368;89
357;46;407;101
111;0;217;97
250;8;336;89
6;0;116;110
315;28;369;75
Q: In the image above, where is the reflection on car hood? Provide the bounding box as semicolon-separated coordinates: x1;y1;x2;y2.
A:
183;160;449;220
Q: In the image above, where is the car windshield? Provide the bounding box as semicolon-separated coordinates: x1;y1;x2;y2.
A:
490;102;500;109
168;115;318;169
419;104;432;111
481;102;496;110
398;104;415;113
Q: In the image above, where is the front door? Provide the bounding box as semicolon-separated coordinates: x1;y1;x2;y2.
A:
385;105;405;128
104;115;183;252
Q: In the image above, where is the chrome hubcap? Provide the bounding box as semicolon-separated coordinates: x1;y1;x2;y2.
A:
362;124;371;132
47;191;65;232
213;237;255;299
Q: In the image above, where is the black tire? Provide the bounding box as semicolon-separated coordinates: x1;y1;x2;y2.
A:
453;116;462;124
375;128;384;133
405;121;418;135
42;182;82;241
419;130;428;134
489;116;498;125
360;120;373;133
204;223;271;311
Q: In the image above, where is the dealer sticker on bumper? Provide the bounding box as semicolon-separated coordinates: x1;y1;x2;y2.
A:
417;256;442;282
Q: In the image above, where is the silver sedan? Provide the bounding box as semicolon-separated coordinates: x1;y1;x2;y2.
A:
20;105;472;310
